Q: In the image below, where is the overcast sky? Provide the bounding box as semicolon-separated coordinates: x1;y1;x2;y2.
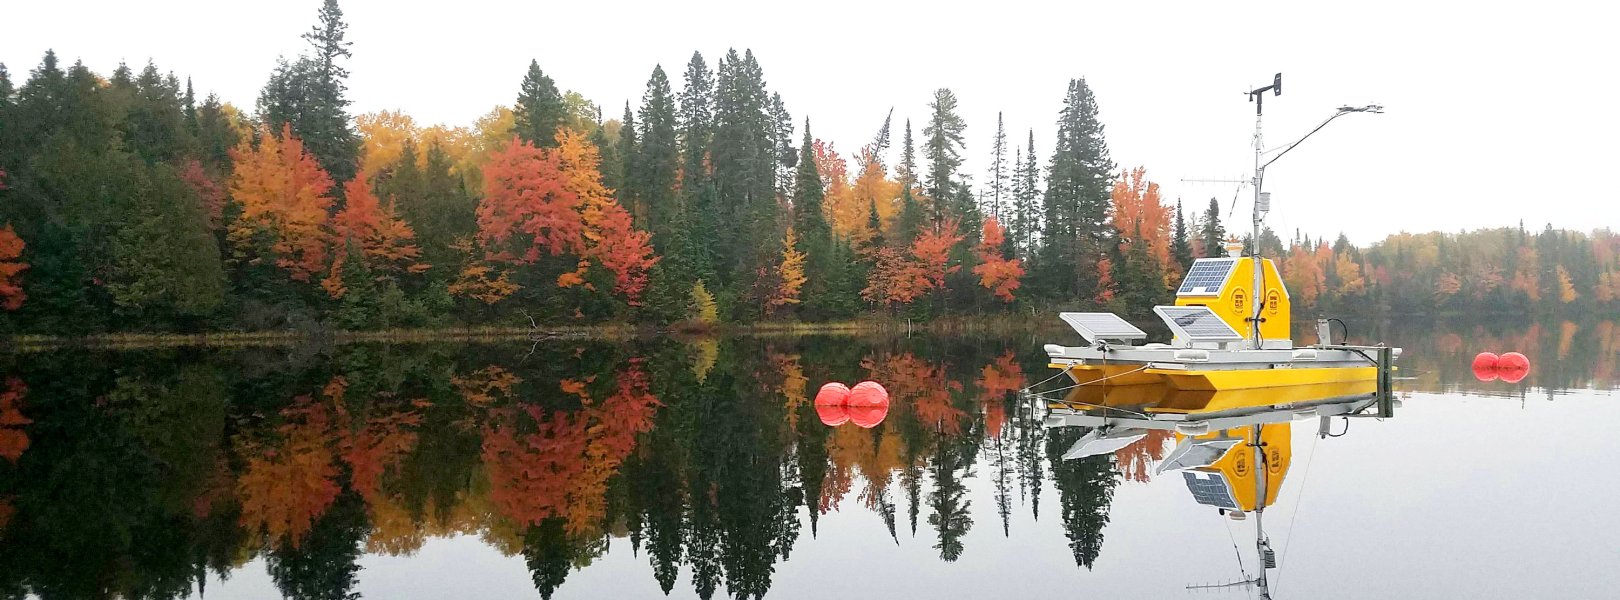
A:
6;0;1616;244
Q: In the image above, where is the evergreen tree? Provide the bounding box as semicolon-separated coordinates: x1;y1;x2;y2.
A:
923;88;970;223
192;94;238;175
107;161;227;326
1171;199;1194;272
589;112;623;194
987;112;1008;220
897;119;917;192
635;65;679;239
1200;197;1224;258
869;109;893;166
790;122;843;317
513;59;565;148
1045;430;1119;569
769;92;795;200
1037;78;1115;301
616;102;638;207
257;0;359;184
711;49;777;304
677;51;718;283
1012;130;1042;256
894;186;925;247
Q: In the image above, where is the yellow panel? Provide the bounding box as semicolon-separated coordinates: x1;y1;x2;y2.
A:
1175;258;1291;343
1188;422;1292;511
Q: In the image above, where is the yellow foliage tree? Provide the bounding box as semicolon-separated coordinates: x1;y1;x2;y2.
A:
356;110;420;178
768;228;807;313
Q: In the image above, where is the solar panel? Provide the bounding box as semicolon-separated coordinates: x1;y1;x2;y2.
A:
1154;305;1245;342
1183;471;1239;509
1176;258;1237;296
1059;312;1147;344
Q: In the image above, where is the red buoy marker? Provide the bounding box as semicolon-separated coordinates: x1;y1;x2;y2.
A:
848;403;889;428
816;403;850;426
1498;352;1530;383
814;382;851;406
1471;352;1500;382
849;381;890;408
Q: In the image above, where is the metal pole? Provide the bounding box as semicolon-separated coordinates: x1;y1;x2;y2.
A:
1252;423;1270;597
1251;111;1266;347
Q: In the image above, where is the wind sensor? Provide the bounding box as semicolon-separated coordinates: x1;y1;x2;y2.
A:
1247;73;1282;115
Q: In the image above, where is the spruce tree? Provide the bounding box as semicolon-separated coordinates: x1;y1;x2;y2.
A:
987;112;1008;220
923;88;969;222
769;92;795;199
616;102;638;208
677;51;717;283
711;48;776;298
1200;197;1224;258
1037;78;1115;301
514;59;565;148
635;65;679;239
1171;199;1194;272
590;114;622;193
791;122;839;316
897;119;917;192
1010;130;1042;257
256;0;358;184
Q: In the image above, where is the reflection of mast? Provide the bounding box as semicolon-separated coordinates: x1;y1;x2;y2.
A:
1252;423;1274;599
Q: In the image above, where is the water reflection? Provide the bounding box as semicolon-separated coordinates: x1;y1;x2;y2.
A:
0;317;1612;599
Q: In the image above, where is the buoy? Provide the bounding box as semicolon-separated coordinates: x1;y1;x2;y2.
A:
1498;352;1530;383
848;403;889;428
816;403;850;426
814;382;850;406
1471;352;1500;382
848;381;890;408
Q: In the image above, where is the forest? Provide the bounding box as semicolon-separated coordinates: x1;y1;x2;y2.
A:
1;0;1616;335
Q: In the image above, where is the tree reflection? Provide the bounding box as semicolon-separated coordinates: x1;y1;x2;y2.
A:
33;322;1603;596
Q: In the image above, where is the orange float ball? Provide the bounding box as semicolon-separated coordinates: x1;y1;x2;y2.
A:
848;403;889;429
814;382;851;406
1498;352;1530;383
1471;352;1500;382
848;381;890;408
816;403;850;426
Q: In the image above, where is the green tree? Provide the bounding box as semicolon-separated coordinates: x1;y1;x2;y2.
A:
1036;78;1115;302
1200;197;1224;258
257;0;359;184
711;49;777;308
923;88;970;223
1172;200;1193;271
635;65;679;239
514;60;565;148
987;112;1008;220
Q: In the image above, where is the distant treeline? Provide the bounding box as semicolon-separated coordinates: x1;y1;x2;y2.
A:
1;0;1614;335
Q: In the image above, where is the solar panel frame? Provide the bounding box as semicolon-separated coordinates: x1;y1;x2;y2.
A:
1176;258;1237;296
1154;305;1246;342
1059;312;1148;344
1183;471;1239;509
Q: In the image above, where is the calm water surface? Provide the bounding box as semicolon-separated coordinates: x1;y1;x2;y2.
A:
1;318;1616;599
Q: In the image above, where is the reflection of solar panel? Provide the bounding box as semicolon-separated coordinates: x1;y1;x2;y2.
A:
1176;258;1237;296
1155;306;1245;342
1060;312;1147;344
1183;471;1238;509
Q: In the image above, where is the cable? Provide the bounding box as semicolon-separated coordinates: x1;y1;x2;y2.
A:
1324;417;1350;438
1327;318;1349;344
1272;430;1322;596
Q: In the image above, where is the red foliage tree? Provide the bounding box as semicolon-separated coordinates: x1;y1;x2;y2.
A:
972;217;1024;302
0;225;27;311
476;137;585;265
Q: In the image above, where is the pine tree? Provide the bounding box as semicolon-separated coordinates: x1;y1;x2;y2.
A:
677;51;718;284
616;102;638;208
711;49;777;302
923;88;970;223
897;119;917;192
1037;78;1115;301
255;0;359;184
1171;200;1193;272
769;92;795;200
987;112;1008;220
1200;197;1224;258
635;65;679;240
514;60;565;148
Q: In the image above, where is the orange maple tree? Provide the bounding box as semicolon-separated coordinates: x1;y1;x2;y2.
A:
972;217;1024;302
476;136;585;265
228;125;336;282
558;130;657;303
1110;166;1172;268
0;225;27;311
324;177;430;298
912;218;964;290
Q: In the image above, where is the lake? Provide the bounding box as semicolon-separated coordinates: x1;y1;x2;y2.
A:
1;317;1616;599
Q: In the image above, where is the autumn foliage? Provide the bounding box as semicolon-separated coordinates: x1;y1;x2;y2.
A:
0;225;27;311
228;125;336;283
972;217;1024;302
768;228;807;312
863;219;964;306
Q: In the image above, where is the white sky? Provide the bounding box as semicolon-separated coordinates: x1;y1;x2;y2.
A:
6;0;1617;244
